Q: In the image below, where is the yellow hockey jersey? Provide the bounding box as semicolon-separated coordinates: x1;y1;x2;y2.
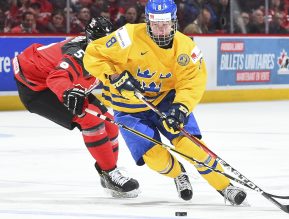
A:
84;23;207;113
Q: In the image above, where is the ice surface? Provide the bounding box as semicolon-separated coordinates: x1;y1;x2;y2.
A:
0;101;289;219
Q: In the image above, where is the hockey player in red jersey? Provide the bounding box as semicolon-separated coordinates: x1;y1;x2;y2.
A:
12;16;140;198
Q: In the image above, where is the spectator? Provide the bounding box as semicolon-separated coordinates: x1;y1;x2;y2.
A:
115;6;138;28
10;11;38;33
73;0;93;13
29;2;51;32
234;11;250;34
91;0;108;18
269;12;288;33
183;7;212;34
70;6;91;33
269;0;289;31
44;9;66;33
268;0;283;22
30;0;52;13
210;0;230;33
179;0;201;32
3;0;289;35
5;0;32;31
248;9;265;33
107;0;125;24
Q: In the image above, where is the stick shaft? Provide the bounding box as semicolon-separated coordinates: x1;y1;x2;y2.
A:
133;91;289;212
84;109;272;194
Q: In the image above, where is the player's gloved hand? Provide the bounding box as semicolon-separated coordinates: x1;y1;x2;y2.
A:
110;70;144;100
63;87;87;116
162;103;189;134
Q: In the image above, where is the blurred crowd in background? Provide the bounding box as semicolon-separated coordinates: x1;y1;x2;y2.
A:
0;0;289;35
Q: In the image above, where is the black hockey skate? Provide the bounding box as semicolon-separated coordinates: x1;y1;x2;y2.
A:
94;162;106;188
221;184;247;205
95;162;140;198
174;162;193;201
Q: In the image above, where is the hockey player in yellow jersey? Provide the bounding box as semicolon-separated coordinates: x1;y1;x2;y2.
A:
84;0;247;204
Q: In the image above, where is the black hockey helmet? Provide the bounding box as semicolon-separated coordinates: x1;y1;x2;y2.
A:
85;16;114;43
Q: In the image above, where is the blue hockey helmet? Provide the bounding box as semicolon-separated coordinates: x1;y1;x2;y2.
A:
145;0;177;47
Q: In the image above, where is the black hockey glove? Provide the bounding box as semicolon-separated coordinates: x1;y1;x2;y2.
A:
110;70;144;100
63;87;86;116
162;103;190;134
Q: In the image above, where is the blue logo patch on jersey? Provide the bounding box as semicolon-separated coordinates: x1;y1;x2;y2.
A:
137;68;172;93
137;68;156;78
143;81;161;93
160;72;172;79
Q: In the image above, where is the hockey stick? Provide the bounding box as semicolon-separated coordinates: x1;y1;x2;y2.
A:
133;91;289;213
85;108;273;189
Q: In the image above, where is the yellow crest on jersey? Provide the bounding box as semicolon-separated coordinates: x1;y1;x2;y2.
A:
177;54;190;66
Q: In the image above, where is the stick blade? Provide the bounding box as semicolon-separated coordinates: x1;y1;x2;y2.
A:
281;205;289;213
263;192;289;214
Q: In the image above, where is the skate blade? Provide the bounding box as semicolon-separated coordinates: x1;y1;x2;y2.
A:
105;188;141;198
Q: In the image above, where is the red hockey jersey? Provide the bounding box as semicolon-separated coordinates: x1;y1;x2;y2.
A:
13;36;99;101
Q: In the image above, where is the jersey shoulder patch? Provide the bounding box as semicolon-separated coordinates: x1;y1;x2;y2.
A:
115;26;131;49
190;46;203;64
